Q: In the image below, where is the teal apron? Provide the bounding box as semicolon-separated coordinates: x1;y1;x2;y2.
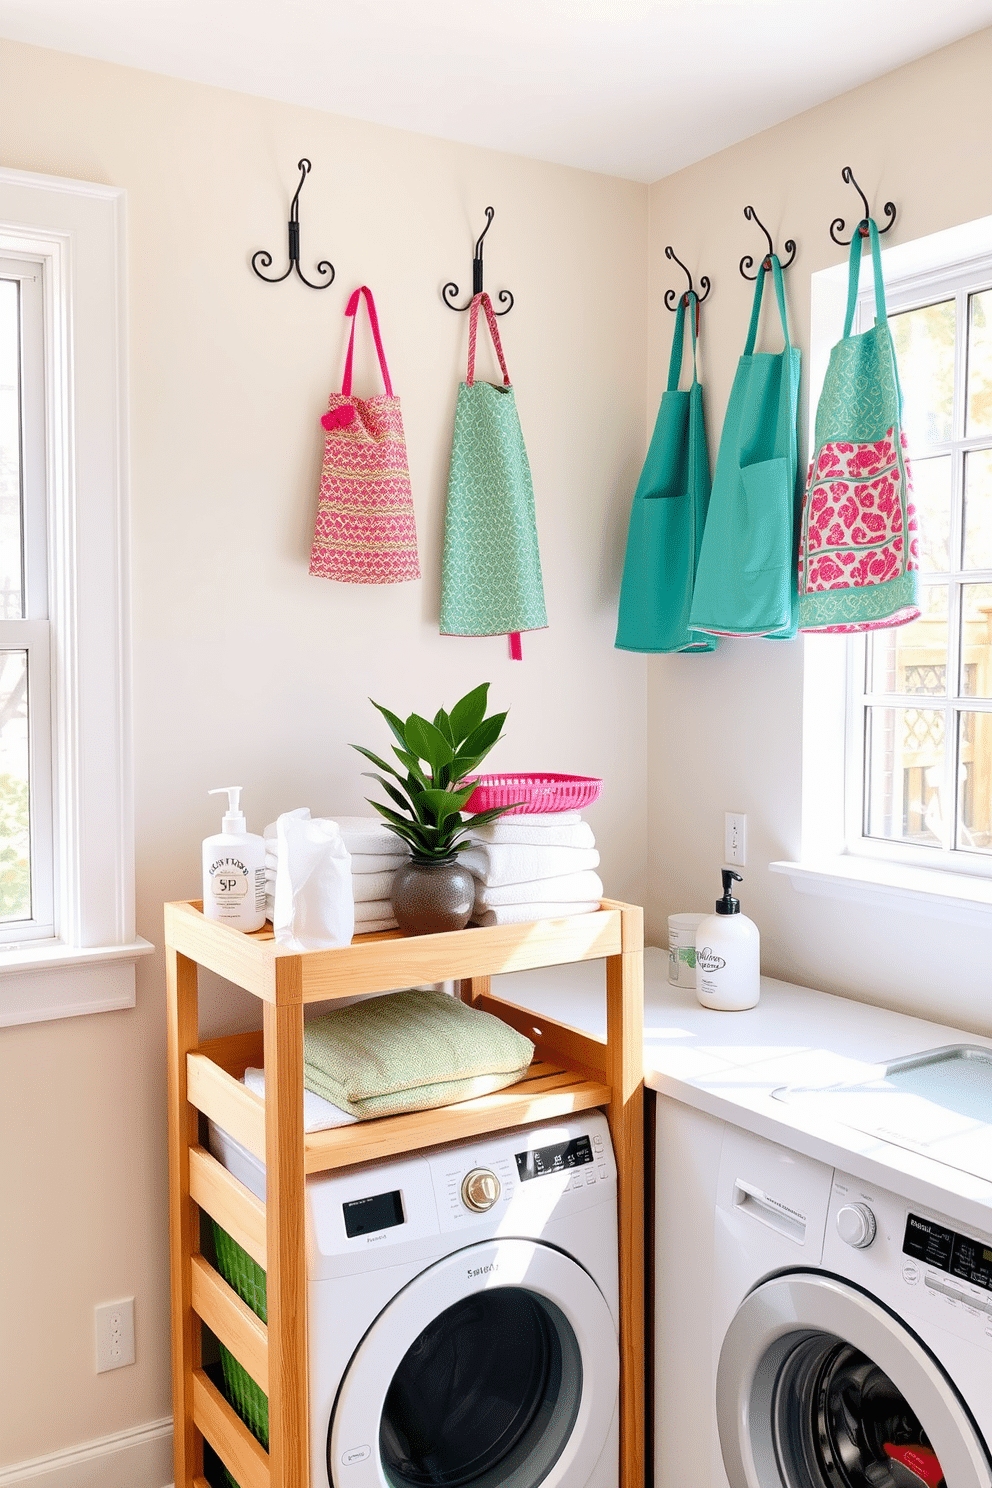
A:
615;292;715;654
689;255;801;639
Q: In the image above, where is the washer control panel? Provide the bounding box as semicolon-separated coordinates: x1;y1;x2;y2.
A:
435;1111;616;1230
824;1170;992;1352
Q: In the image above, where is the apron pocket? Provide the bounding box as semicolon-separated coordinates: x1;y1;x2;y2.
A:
739;457;792;576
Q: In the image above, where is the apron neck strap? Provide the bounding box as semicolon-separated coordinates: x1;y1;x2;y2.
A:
467;293;511;388
667;293;700;390
743;254;791;356
843;217;888;337
342;286;393;397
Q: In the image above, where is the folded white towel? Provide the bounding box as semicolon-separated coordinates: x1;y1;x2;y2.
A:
334;816;406;855
354;897;395;925
351;851;409;874
459;843;600;887
474;901;601;927
352;869;397;904
242;1067;357;1132
354;915;399;935
469;819;595;849
482;810;582;826
474;869;603;910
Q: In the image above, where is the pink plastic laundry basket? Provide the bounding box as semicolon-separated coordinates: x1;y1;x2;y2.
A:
463;774;602;816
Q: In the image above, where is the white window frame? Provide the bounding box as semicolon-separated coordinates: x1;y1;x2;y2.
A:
0;167;152;1025
773;214;992;926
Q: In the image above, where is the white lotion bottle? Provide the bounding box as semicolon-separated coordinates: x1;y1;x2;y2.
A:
693;868;760;1011
202;786;267;931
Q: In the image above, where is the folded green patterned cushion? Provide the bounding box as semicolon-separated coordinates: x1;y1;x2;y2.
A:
302;988;535;1120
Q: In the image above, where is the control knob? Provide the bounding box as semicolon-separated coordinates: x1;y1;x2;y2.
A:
461;1168;501;1212
836;1203;877;1249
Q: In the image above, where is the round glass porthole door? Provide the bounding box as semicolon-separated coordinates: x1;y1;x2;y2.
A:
717;1273;992;1488
328;1239;618;1488
380;1286;579;1488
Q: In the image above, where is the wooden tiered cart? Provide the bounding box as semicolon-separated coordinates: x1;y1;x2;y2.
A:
165;898;645;1488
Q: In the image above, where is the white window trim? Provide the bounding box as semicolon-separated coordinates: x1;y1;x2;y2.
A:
0;167;152;1025
773;213;992;926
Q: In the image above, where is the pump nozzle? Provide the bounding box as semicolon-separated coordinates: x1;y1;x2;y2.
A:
209;786;246;835
717;868;742;915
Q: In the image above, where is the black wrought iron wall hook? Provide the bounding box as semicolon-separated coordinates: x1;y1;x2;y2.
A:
829;165;897;245
251;158;335;289
442;207;514;315
664;246;711;311
739;205;796;279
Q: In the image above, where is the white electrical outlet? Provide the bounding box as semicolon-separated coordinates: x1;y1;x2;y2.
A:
725;812;746;866
95;1297;135;1373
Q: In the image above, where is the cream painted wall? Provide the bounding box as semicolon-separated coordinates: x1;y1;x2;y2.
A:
0;41;648;1467
646;27;992;1034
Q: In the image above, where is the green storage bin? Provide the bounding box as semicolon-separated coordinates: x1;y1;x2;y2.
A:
210;1221;269;1486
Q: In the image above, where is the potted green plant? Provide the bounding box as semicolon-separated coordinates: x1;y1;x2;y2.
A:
352;682;517;934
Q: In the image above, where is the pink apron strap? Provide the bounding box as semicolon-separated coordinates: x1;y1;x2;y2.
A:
467;293;511;388
342;286;393;396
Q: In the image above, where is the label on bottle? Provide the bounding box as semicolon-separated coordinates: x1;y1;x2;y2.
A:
695;946;726;975
208;856;252;915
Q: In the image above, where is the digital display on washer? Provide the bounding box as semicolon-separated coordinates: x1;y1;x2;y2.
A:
903;1213;992;1292
343;1190;404;1238
515;1134;593;1182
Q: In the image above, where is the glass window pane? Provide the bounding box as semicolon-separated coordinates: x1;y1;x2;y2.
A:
967;289;992;438
963;448;992;570
890;299;954;449
0;649;31;922
865;705;945;847
961;583;992;697
957;711;992;853
910;455;951;572
868;585;948;695
0;278;22;620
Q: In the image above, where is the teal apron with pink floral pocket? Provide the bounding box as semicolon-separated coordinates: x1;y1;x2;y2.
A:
798;218;920;633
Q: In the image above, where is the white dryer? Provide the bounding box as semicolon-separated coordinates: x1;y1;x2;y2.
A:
655;1100;992;1488
211;1110;619;1488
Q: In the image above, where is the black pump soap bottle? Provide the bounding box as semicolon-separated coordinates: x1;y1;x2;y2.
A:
693;869;760;1010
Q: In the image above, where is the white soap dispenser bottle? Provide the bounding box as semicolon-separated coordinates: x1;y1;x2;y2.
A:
202;786;267;931
693;869;760;1011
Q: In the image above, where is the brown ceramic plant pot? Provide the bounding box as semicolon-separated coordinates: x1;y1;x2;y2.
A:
391;857;475;936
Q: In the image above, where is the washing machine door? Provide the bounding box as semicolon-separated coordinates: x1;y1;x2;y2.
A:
717;1272;992;1488
327;1237;618;1488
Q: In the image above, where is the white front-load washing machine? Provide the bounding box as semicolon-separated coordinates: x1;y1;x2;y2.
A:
656;1100;992;1488
212;1110;619;1488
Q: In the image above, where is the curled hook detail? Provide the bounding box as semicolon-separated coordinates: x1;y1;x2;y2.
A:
663;245;711;312
251;158;335;290
442;206;514;314
829;165;897;245
739;205;796;280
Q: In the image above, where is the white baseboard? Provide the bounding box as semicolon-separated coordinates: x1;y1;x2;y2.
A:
0;1417;173;1488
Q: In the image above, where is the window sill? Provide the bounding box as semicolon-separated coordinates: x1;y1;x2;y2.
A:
770;857;992;926
0;937;155;1027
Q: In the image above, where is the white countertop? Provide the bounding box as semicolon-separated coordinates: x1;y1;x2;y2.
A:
494;947;992;1235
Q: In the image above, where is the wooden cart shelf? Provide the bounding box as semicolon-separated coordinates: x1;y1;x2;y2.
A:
166;897;645;1488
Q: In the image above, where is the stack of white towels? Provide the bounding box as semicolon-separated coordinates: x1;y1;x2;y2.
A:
461;810;603;927
264;814;409;934
335;816;410;934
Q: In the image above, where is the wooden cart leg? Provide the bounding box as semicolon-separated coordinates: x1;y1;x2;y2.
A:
606;904;645;1488
264;962;309;1488
166;948;204;1488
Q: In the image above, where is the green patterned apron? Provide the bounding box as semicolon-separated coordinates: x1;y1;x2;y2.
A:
615;291;715;654
440;293;547;658
689;255;802;640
